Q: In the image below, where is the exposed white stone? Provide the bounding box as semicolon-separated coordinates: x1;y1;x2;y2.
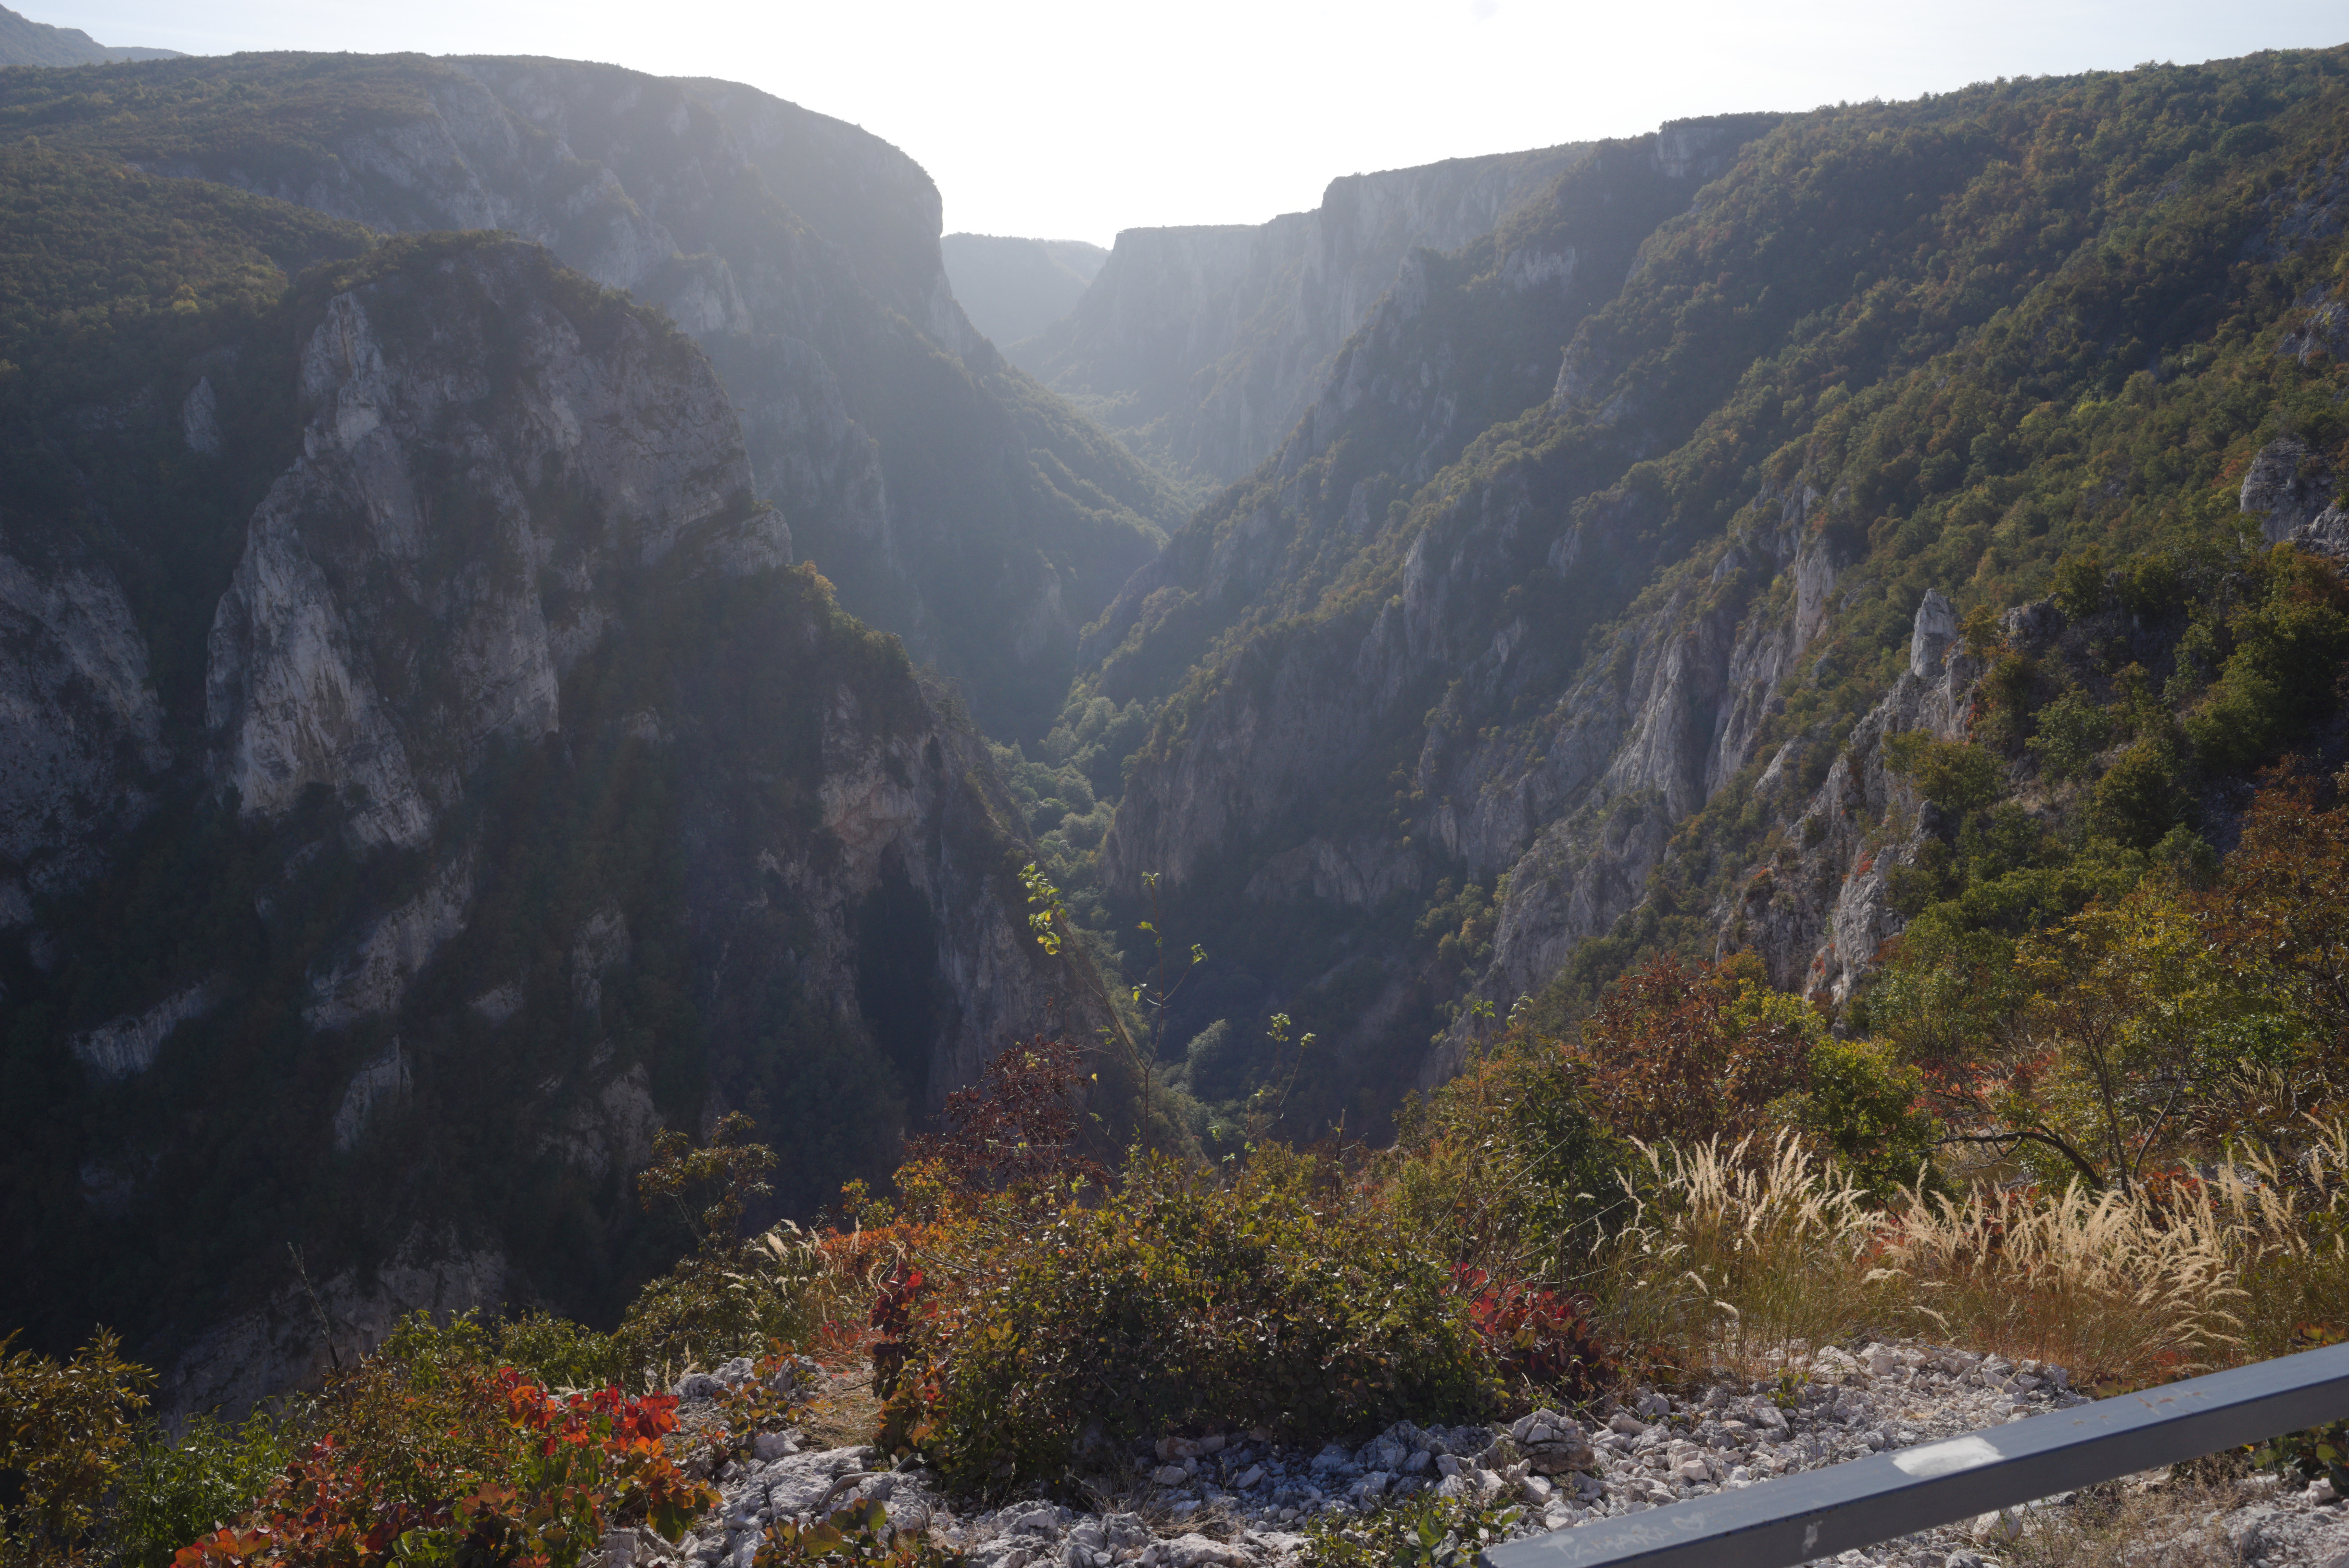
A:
72;977;225;1079
182;375;221;454
331;1039;411;1150
305;853;475;1030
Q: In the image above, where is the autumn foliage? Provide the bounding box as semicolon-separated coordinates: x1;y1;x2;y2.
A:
1562;952;1819;1145
171;1329;714;1568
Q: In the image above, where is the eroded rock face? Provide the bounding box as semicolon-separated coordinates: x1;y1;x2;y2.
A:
159;1236;509;1422
0;534;170;895
205;239;761;848
2241;435;2338;542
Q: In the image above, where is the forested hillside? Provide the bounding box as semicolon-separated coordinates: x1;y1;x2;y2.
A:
0;3;176;66
1001;51;2349;1141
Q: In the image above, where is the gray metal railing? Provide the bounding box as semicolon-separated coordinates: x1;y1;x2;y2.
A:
1480;1340;2349;1568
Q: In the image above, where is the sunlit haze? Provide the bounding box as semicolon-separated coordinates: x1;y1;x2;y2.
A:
26;0;2349;245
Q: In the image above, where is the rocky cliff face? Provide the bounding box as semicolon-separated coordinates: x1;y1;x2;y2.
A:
42;52;1177;737
0;219;1103;1411
1018;144;1590;498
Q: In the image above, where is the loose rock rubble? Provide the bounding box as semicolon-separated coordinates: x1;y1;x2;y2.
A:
640;1343;2349;1568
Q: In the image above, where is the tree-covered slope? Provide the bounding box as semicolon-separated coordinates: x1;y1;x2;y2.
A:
1017;53;2349;1138
0;53;1181;737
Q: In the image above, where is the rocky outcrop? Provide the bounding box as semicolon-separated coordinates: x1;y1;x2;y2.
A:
1020;143;1590;494
1712;591;1978;1005
208;241;762;850
2240;435;2338;542
0;530;170;897
158;1235;509;1422
71;978;226;1080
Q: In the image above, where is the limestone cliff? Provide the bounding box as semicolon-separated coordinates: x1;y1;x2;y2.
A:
1018;143;1592;499
0;227;1103;1413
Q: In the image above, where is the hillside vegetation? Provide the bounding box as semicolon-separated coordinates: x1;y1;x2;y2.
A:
6;766;2345;1560
6;43;2349;1568
997;48;2349;1148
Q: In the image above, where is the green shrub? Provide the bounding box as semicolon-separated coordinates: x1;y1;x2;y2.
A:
1770;1037;1941;1198
614;1116;817;1389
1389;1039;1632;1283
613;1234;819;1393
2048;548;2110;621
110;1414;289;1568
1883;732;2003;816
2026;688;2110;780
495;1312;622;1393
2089;739;2188;849
1301;1492;1525;1568
902;1152;1497;1494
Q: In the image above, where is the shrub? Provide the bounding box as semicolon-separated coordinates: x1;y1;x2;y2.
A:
895;1151;1496;1495
613;1238;818;1394
111;1414;289;1568
1883;732;2003;816
1564;953;1818;1146
2048;549;2110;621
2088;738;2187;849
1454;1271;1614;1403
755;1498;958;1568
1300;1491;1525;1568
1770;1036;1941;1197
495;1312;622;1393
2025;688;2110;779
1388;1039;1630;1284
616;1116;817;1389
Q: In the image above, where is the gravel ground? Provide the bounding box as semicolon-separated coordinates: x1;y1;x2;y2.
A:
649;1343;2349;1568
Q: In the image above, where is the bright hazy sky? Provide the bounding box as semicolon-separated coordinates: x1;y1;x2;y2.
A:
29;0;2349;246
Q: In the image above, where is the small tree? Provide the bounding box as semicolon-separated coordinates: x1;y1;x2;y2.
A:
1565;953;1817;1146
0;1331;153;1567
615;1116;809;1387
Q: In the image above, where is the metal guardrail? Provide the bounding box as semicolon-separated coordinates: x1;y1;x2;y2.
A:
1480;1340;2349;1568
